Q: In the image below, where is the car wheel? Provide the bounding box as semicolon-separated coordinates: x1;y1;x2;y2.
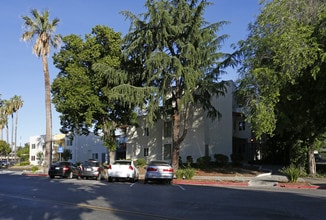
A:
68;172;73;179
130;178;135;183
97;173;102;181
49;175;54;179
108;176;113;182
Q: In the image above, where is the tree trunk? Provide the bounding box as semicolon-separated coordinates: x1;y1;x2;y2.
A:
172;112;181;170
308;148;316;176
42;54;53;172
11;114;14;151
109;151;116;164
15;111;18;149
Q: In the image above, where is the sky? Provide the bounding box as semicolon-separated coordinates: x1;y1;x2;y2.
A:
0;0;261;146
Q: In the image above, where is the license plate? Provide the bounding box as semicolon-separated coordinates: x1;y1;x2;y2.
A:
55;167;60;170
86;168;91;171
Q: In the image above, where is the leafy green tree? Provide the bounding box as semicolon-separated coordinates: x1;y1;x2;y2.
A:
0;140;11;156
122;0;233;168
36;151;44;166
61;149;72;162
52;25;146;160
16;144;29;162
21;9;62;170
237;0;326;174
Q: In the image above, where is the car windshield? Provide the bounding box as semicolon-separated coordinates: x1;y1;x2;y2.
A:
59;162;71;166
84;161;99;167
114;161;131;165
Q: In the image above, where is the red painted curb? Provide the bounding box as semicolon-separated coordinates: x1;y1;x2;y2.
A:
277;183;322;189
23;173;48;177
173;180;248;187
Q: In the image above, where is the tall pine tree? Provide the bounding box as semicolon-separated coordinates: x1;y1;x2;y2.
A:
122;0;234;168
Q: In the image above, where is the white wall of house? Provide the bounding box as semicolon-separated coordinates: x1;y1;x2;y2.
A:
29;133;108;165
126;81;245;164
29;135;45;166
65;133;108;164
126;118;164;163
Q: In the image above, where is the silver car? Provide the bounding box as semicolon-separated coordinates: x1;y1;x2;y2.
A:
144;160;174;184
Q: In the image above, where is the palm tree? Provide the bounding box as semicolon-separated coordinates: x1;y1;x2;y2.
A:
0;98;7;141
3;100;13;145
21;9;61;170
11;95;23;151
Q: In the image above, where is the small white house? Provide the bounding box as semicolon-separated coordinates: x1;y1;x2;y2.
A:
29;133;108;165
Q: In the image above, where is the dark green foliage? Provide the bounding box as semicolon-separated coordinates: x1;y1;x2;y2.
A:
214;154;229;166
0;140;11;156
230;154;243;166
122;0;234;168
316;164;326;175
237;0;326;174
186;155;193;167
136;158;146;167
175;167;195;179
52;25;147;152
61;149;72;162
279;164;303;183
16;144;30;162
196;156;211;169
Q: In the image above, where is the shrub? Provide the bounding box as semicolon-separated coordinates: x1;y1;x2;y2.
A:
186;155;193;164
196;156;211;169
214;154;229;166
230;154;243;166
136;158;147;167
18;161;30;166
175;168;195;179
31;166;39;173
279;164;302;183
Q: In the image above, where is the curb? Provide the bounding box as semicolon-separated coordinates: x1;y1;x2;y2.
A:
19;172;326;189
173;179;326;189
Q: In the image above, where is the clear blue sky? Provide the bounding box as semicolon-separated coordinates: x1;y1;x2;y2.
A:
0;0;261;146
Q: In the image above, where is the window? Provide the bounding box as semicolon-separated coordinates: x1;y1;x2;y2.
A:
205;144;209;157
31;156;35;161
144;148;149;157
239;121;246;131
164;121;172;137
66;138;73;146
144;127;149;136
164;144;171;160
92;153;98;160
31;144;35;149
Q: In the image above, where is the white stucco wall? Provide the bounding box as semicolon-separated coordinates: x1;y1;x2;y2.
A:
29;135;45;165
126;81;239;163
65;133;108;164
29;133;108;165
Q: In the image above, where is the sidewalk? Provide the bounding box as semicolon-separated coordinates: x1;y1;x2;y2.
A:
174;172;326;189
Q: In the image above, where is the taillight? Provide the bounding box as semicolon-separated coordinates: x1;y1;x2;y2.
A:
129;165;134;170
147;167;157;172
108;165;112;169
97;167;100;171
163;168;174;172
63;166;69;171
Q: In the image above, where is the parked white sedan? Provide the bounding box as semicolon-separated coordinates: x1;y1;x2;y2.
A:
107;160;139;183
